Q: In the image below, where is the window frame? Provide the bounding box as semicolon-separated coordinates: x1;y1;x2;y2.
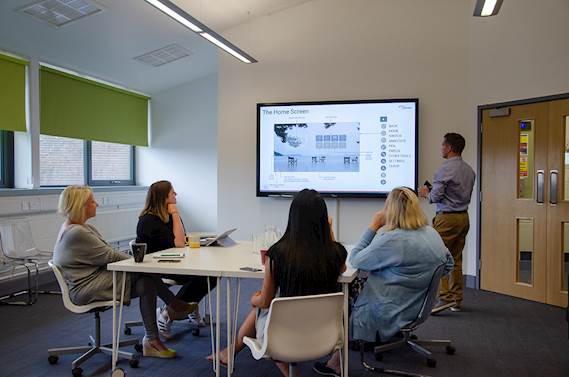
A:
38;135;136;187
0;131;14;188
86;142;136;186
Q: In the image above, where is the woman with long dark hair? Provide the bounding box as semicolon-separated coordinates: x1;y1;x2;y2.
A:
209;189;347;376
136;180;216;338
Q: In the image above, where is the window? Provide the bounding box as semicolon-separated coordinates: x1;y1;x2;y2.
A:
39;135;135;187
87;141;135;185
40;135;85;186
0;131;14;188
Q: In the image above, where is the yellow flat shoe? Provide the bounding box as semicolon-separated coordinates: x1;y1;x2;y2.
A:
142;337;177;359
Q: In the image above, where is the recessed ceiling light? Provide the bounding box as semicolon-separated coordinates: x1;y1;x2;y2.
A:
473;0;504;17
18;0;103;27
133;44;192;67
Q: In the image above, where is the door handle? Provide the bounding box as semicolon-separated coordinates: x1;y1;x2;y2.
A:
536;170;544;204
549;170;558;205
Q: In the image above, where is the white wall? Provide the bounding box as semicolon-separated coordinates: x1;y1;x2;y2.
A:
217;0;470;255
216;0;569;277
465;0;569;275
0;190;146;281
137;74;218;232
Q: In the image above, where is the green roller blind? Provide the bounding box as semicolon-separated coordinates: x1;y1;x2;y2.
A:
40;66;149;146
0;54;28;132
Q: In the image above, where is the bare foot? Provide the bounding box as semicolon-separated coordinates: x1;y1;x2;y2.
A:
326;360;341;374
206;348;229;365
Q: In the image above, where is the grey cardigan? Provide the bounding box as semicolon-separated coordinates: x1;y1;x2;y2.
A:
53;224;131;305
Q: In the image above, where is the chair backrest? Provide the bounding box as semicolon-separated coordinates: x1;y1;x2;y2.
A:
406;263;447;329
262;292;344;363
0;219;41;258
48;260;112;314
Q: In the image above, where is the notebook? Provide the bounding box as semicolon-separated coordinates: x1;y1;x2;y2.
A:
152;251;185;259
200;228;237;247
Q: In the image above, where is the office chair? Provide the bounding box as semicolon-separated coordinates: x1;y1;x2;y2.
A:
47;261;140;377
359;263;455;377
0;219;59;305
243;292;345;377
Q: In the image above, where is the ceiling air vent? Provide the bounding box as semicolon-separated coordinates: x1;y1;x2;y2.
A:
133;44;191;67
19;0;103;27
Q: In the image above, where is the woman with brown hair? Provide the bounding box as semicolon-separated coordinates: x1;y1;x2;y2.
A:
53;185;197;358
136;180;215;338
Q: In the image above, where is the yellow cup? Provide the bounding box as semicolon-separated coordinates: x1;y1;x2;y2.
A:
187;234;200;248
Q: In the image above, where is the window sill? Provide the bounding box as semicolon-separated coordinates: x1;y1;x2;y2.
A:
0;186;149;197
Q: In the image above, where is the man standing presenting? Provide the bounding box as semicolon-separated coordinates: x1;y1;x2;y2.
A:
419;133;475;312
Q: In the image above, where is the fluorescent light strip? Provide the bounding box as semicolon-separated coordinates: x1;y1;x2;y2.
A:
145;0;202;32
199;33;251;64
481;0;498;16
144;0;256;63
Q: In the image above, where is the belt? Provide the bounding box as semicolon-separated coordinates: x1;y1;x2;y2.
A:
436;210;467;215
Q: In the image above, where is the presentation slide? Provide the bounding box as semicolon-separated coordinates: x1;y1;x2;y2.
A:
257;100;418;197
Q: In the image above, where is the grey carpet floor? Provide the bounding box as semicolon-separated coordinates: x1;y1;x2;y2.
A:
0;279;567;377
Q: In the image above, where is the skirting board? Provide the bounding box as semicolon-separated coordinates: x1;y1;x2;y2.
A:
465;274;477;289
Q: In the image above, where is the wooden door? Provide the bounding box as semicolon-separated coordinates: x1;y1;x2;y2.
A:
480;102;549;303
546;98;569;307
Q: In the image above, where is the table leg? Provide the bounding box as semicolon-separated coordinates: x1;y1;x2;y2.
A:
216;276;221;377
230;278;240;374
112;271;117;370
342;282;349;377
207;277;216;374
226;278;232;376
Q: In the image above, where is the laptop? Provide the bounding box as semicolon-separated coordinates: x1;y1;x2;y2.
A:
200;228;237;247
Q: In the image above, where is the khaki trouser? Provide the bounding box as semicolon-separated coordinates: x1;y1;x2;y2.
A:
433;212;470;304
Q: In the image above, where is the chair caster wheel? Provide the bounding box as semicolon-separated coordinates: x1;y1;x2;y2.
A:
124;327;132;335
192;328;200;336
72;367;83;377
134;343;143;353
129;357;140;368
48;355;59;364
446;345;456;355
111;367;125;377
374;352;383;361
427;358;437;368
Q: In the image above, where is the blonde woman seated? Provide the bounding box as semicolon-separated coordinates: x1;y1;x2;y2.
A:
53;186;197;358
314;187;453;377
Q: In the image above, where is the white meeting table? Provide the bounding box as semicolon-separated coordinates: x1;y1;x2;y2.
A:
108;241;356;377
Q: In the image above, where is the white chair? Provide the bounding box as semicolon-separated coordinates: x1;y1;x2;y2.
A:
243;292;345;377
47;261;140;377
0;219;59;305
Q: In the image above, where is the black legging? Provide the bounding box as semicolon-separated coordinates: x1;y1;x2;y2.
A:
163;275;217;303
130;273;176;339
